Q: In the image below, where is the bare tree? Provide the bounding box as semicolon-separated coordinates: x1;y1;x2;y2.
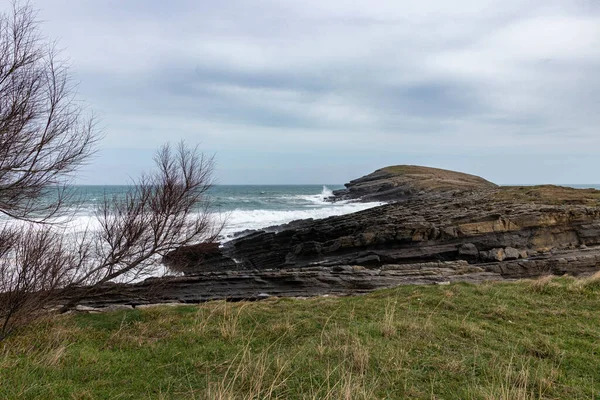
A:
0;3;221;339
74;142;220;287
0;2;96;222
0;224;77;337
0;2;97;338
0;143;221;338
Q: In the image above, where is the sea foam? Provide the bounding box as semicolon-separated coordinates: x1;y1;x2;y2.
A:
217;200;382;240
1;185;383;245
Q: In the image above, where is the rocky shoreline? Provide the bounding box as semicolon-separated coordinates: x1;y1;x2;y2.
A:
67;246;600;310
62;165;600;309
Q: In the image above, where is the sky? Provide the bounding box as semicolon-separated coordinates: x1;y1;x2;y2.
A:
5;0;600;184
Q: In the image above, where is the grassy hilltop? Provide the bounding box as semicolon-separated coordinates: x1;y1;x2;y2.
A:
2;276;600;399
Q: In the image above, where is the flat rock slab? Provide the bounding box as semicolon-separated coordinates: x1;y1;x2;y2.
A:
63;247;600;308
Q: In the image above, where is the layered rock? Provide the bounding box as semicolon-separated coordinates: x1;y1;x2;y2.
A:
330;165;497;202
64;166;600;307
69;247;600;307
168;186;600;274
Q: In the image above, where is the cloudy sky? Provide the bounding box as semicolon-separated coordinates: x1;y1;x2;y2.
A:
10;0;600;184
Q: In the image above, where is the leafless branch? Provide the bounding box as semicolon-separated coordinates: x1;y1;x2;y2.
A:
0;2;98;222
0;3;222;339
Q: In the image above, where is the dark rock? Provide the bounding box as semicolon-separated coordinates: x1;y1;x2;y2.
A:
458;243;479;259
354;254;381;266
163;242;238;273
504;247;521;260
59;247;600;307
481;248;506;262
330;165;497;202
527;249;539;257
178;185;600;275
61;166;600;308
519;249;529;259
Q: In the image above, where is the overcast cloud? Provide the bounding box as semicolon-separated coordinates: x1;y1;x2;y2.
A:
6;0;599;184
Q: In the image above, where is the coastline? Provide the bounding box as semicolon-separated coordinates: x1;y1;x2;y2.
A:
59;165;600;307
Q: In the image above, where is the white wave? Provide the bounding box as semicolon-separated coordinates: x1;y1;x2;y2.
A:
217;200;383;240
320;185;334;199
0;196;383;282
0;213;102;236
1;193;382;245
293;185;336;205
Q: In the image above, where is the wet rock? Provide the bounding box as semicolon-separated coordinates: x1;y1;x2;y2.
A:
163;242;238;273
167;177;600;277
354;254;381;266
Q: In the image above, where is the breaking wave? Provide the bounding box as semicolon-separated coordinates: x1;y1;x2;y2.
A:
217;199;382;240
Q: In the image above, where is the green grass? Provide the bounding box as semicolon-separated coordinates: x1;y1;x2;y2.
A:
377;165;497;192
2;276;600;399
495;185;600;206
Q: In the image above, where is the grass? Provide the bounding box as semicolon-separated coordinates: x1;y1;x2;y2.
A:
495;185;600;206
378;165;496;190
2;276;600;399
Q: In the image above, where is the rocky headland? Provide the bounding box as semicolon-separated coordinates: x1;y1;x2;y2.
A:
330;165;497;202
66;166;600;308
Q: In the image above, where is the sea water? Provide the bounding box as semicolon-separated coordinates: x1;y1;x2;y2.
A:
3;183;598;280
209;185;384;239
40;185;384;240
7;183;600;241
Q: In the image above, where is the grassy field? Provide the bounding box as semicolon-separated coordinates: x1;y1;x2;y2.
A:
2;276;600;399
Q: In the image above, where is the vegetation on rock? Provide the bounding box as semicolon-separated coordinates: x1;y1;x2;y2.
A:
331;164;497;202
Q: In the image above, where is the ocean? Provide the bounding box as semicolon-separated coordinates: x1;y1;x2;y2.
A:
50;185;384;240
207;185;385;239
2;183;598;281
8;183;600;241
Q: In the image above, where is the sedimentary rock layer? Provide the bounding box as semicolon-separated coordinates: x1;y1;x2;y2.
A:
67;166;600;308
69;247;600;308
167;187;600;274
330;165;497;202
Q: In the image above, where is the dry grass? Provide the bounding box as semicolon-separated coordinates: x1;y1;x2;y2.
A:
379;165;496;191
206;340;295;399
576;270;600;290
2;277;600;398
380;297;398;337
528;272;600;294
527;275;562;293
473;354;562;400
217;301;248;341
495;185;600;205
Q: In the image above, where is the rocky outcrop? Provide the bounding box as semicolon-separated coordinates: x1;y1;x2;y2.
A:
64;166;600;307
330;165;497;202
167;186;600;274
162;242;238;274
67;247;600;307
